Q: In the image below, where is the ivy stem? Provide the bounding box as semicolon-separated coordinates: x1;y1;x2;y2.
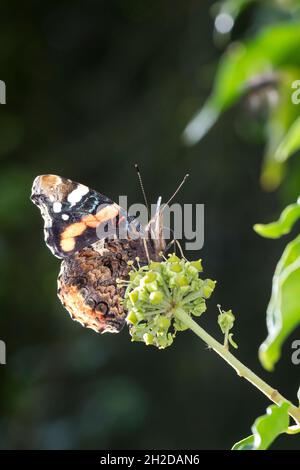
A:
175;307;300;427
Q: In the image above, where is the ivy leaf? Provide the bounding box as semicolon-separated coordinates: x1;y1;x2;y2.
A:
275;116;300;163
183;23;300;145
232;435;254;450
259;234;300;371
232;402;290;450
254;203;300;238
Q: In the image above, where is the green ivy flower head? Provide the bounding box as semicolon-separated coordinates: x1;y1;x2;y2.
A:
119;253;216;349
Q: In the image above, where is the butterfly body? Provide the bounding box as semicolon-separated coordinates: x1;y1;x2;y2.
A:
31;175;164;333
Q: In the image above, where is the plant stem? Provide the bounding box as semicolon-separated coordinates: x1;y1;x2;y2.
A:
176;307;300;426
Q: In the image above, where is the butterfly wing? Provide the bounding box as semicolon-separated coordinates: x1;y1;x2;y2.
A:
31;174;141;258
31;174;154;334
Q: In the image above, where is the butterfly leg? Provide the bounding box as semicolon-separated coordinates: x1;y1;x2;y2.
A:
165;237;186;260
143;238;150;263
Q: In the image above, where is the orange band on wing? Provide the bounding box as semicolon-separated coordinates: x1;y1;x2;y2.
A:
81;204;120;229
95;204;119;223
61;222;87;239
61;238;76;252
82;214;99;228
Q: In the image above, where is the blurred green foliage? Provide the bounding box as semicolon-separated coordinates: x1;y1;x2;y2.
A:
185;0;300;191
1;0;300;450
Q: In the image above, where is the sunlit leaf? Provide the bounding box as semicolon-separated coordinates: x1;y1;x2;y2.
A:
254;202;300;238
232;402;290;450
183;23;300;145
259;234;300;370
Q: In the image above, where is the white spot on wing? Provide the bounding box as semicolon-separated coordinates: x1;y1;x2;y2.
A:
67;184;89;207
62;214;69;221
53;202;62;213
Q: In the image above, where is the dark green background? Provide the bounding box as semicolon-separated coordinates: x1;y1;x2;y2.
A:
0;0;300;450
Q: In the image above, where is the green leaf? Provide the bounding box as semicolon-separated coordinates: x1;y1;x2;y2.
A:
259;234;300;370
275;116;300;162
254;203;300;238
183;23;300;145
232;435;254;450
232;402;290;450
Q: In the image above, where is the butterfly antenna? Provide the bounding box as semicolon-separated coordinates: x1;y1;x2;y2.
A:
162;173;189;212
134;163;150;220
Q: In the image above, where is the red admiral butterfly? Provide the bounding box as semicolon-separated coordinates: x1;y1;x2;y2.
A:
31;174;165;334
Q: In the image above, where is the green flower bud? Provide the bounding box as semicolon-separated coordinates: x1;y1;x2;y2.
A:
179;285;190;295
157;333;173;349
149;291;164;305
145;282;157;293
143;333;154;345
218;309;235;334
170;262;183;273
202;279;216;298
127;310;138;325
156;315;171;330
190;260;203;272
141;273;159;292
168;254;181;263
175;275;189;287
186;265;199;277
129;289;139;305
143;272;157;283
173;318;189;331
129;271;142;285
191;278;203;290
191;300;206;317
134;309;146;322
130;324;144;342
136;287;149;302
